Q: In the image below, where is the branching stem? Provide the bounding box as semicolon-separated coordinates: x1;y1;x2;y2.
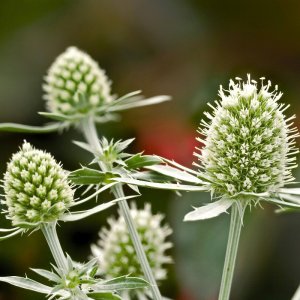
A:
80;116;162;300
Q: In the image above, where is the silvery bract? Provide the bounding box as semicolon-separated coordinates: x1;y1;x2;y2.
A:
91;203;173;300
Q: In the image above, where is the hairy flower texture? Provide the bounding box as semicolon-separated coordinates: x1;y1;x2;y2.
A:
195;75;299;199
91;203;172;300
43;46;113;116
3;141;74;228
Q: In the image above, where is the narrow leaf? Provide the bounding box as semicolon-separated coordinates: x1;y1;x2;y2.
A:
0;276;52;294
87;292;122;300
146;165;203;184
61;196;137;222
108;95;171;112
0;123;62;133
30;268;61;283
39;111;80;122
93;276;149;291
0;228;23;241
263;197;300;209
114;177;208;191
183;199;233;221
279;188;300;195
125;154;162;170
69;168;114;185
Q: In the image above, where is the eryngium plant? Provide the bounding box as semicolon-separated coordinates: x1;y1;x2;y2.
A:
3;141;74;228
91;202;172;300
113;75;300;300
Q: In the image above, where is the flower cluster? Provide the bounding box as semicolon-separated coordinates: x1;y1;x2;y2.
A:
3;141;74;227
43;46;113;116
195;75;299;198
91;202;172;299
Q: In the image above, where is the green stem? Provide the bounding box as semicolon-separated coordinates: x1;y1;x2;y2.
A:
80;116;162;300
41;222;68;272
218;203;243;300
292;285;300;300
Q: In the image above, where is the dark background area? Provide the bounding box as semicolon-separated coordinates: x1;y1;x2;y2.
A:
1;1;300;299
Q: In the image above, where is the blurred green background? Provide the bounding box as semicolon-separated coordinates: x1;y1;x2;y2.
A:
1;0;300;299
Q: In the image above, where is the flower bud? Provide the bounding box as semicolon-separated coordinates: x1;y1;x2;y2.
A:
43;46;113;116
195;75;299;198
3;142;74;227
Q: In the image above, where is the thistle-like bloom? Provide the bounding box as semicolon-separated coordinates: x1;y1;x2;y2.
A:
3;141;74;228
43;46;113;116
195;75;298;198
91;202;173;300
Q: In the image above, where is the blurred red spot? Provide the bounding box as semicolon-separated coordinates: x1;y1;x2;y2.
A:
137;119;200;165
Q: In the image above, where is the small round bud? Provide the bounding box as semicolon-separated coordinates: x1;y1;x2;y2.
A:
195;75;299;198
3;141;74;227
91;203;172;299
43;46;113;116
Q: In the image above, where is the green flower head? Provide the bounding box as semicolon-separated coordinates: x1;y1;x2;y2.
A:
195;75;299;199
91;202;172;300
43;46;113;116
3;141;74;228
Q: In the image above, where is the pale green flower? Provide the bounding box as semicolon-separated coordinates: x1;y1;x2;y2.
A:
91;202;172;300
3;141;74;228
43;46;113;116
194;75;298;199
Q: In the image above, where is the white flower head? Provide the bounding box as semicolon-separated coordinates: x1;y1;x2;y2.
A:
196;75;299;198
91;202;173;300
3;141;74;228
43;46;113;116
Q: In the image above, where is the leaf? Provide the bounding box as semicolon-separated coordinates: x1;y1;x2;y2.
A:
61;195;138;222
0;276;52;294
39;111;81;122
279;188;300;195
108;95;171;112
114;177;209;191
72;182;117;207
125;154;162;170
0;228;23;241
278;193;300;204
183;199;233;221
73;140;97;155
159;156;200;176
87;292;122;300
30;268;61;283
69;168;115;185
0;122;63;133
133;171;174;182
146;165;203;184
93;276;149;291
263;197;300;209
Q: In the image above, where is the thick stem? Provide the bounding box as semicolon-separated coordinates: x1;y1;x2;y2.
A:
218;203;243;300
80;116;162;300
41;222;68;272
292;285;300;300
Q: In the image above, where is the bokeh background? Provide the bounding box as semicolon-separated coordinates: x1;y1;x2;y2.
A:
1;1;300;299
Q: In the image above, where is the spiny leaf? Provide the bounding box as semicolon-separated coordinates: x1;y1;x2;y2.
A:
93;276;149;291
184;199;233;221
125;154;162;170
87;292;122;300
69;167;115;185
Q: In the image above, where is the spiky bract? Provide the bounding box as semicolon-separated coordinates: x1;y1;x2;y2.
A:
3;141;74;228
195;75;299;199
43;46;113;116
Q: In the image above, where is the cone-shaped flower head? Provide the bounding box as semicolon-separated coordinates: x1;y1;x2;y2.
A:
43;46;113;116
91;202;172;299
195;75;299;199
3;141;74;228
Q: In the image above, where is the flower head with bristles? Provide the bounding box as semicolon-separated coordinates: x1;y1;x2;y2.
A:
43;46;113;116
91;202;173;300
194;75;299;200
2;141;74;228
